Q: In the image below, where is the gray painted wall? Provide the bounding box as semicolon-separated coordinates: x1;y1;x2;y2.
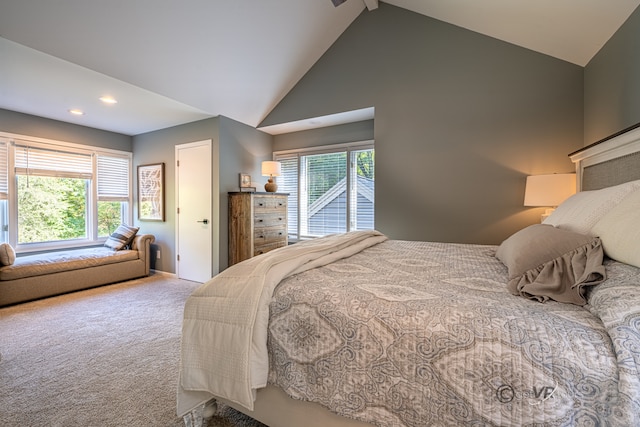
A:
133;115;272;274
273;120;374;151
0;108;131;151
133;118;219;275
132;119;220;275
264;4;584;245
218;115;274;268
584;5;640;144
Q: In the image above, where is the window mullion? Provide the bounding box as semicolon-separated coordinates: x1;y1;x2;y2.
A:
90;154;98;241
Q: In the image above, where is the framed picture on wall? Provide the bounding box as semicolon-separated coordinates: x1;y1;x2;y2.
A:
138;163;165;221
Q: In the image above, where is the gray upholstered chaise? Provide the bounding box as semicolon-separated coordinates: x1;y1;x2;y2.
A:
0;234;154;306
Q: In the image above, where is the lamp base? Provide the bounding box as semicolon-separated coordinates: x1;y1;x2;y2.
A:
540;208;555;223
264;178;278;192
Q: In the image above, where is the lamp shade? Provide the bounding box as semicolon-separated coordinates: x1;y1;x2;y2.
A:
261;161;281;177
524;173;576;207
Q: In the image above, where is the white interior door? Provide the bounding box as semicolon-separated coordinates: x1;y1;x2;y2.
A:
176;140;212;282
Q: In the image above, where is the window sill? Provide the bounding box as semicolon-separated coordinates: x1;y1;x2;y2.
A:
16;239;106;255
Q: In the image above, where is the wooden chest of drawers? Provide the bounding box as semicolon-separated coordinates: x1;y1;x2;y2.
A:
228;192;288;266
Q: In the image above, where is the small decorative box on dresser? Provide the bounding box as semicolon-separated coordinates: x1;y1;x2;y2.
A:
228;192;288;266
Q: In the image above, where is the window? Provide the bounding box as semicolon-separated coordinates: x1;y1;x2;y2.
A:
17;175;89;243
97;154;131;237
275;141;374;240
0;133;132;251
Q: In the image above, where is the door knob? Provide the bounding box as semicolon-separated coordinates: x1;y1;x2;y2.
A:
197;219;209;224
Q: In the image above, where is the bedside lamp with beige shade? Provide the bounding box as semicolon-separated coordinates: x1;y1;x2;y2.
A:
524;173;576;222
262;161;281;192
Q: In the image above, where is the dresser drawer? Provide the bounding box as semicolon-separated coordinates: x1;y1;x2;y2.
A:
254;240;287;257
254;211;286;228
254;227;286;246
253;196;287;210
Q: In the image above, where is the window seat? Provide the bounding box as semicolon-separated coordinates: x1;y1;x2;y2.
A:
0;234;155;306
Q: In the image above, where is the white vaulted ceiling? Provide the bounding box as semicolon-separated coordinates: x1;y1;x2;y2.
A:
0;0;638;135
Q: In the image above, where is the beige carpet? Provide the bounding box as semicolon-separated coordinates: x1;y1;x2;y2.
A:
0;274;265;427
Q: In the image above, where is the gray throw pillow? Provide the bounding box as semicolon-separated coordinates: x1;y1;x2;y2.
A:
496;224;606;305
104;224;139;251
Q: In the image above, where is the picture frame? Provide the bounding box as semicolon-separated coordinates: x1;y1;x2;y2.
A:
138;163;165;221
240;173;252;188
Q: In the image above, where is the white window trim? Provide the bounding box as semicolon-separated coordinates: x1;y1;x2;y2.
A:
0;131;133;252
274;140;374;241
273;140;373;157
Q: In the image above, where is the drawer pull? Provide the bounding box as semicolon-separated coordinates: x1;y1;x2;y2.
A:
259;235;264;239
278;232;283;235
259;203;264;206
258;219;263;222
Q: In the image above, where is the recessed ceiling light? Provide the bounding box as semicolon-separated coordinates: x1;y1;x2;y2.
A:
69;109;84;116
99;96;118;104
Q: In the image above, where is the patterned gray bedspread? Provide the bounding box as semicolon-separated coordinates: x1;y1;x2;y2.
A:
267;240;640;426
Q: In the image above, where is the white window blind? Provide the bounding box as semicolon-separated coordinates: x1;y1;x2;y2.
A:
14;144;92;179
303;151;347;236
97;154;130;201
278;156;299;238
0;139;8;200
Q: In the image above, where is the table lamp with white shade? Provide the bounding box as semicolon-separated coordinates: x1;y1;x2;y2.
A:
262;161;281;192
524;173;576;222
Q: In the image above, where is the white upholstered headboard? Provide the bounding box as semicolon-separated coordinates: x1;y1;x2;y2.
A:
570;124;640;191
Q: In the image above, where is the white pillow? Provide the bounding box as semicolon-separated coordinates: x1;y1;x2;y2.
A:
592;188;640;268
543;179;640;235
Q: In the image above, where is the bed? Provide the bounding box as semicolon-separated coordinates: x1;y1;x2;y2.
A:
177;124;640;427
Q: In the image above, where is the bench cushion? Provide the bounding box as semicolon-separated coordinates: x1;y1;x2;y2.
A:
0;247;139;281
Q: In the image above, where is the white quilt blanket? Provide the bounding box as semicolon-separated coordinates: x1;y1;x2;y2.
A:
177;230;388;416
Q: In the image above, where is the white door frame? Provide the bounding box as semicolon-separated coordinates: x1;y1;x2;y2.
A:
175;139;214;281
